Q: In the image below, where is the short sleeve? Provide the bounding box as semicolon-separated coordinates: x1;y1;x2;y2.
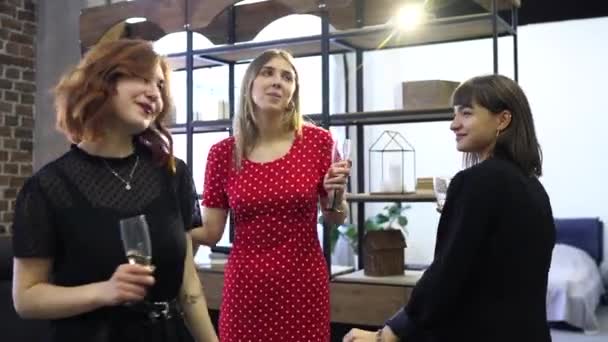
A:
316;128;334;198
176;159;202;231
202;142;230;209
11;175;57;258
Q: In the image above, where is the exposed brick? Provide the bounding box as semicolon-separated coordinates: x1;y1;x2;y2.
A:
4;115;17;126
14;81;34;93
5;67;19;80
23;22;35;36
4;90;18;102
18;139;32;152
17;10;35;22
19;164;31;175
0;28;9;40
9;32;33;45
20;45;33;58
9;176;25;188
0;53;33;68
0;101;13;112
13;127;31;140
1;18;22;32
5;42;19;55
0;79;12;90
7;0;22;9
16;104;32;116
20;93;33;104
3;138;17;149
24;1;34;12
1;0;35;234
3;163;18;175
2;211;13;222
22;70;34;82
9;151;31;162
0;4;17;18
20;117;33;128
0;126;11;137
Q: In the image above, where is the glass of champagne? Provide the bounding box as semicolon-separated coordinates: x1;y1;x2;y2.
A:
327;138;352;211
119;215;152;268
433;176;451;213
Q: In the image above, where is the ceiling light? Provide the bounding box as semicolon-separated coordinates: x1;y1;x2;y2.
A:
125;17;147;24
396;3;427;31
235;0;270;6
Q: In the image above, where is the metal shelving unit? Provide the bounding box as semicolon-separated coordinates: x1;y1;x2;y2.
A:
165;0;519;273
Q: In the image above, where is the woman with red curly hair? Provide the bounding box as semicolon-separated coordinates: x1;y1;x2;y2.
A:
10;39;218;342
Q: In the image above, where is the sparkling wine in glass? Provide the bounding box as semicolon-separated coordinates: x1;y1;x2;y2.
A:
327;138;352;211
119;215;152;267
433;176;451;212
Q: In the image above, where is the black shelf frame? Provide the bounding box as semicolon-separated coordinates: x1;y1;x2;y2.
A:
171;0;519;274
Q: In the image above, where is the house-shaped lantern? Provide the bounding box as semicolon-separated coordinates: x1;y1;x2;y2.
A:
368;130;416;193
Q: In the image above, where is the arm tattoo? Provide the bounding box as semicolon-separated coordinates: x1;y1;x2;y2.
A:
183;292;203;305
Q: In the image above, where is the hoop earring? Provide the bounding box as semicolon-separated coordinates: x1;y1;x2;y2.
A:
286;101;295;113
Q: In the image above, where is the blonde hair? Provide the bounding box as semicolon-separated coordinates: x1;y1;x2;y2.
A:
233;49;303;169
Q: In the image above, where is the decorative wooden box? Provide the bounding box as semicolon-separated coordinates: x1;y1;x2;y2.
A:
401;80;460;111
363;229;406;277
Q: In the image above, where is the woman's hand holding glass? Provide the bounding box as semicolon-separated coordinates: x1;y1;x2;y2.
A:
324;138;352;211
97;214;156;307
98;263;155;306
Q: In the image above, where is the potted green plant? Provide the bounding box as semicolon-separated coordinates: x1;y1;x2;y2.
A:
323;202;411;254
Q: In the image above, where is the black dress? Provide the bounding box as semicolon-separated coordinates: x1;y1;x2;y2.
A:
11;144;201;342
386;157;556;342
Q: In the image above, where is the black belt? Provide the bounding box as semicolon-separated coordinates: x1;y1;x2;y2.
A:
127;299;182;322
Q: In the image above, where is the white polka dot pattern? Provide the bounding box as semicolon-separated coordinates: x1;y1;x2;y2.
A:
202;125;333;341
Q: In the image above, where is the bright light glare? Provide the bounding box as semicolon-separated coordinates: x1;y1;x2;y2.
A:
125;17;147;24
396;3;426;31
235;0;269;6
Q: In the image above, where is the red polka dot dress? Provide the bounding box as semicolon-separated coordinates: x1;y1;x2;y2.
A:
202;125;333;342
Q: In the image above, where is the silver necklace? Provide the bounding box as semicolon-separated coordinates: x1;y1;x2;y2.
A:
102;155;139;191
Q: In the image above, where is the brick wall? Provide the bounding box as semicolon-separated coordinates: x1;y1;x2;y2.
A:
0;0;36;235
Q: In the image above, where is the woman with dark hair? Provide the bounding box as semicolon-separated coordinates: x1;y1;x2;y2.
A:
11;39;218;342
191;49;350;341
344;74;555;342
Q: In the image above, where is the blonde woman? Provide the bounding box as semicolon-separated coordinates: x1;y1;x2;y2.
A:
191;49;350;341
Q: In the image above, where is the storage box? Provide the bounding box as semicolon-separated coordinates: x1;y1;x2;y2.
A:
402;80;460;111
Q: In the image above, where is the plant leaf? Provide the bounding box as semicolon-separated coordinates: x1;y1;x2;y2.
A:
398;216;408;226
375;214;389;224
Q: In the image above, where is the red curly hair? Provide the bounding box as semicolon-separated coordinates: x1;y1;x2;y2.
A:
54;38;175;170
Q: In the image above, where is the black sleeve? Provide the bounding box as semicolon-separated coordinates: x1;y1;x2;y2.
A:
386;168;503;340
11;175;57;258
176;159;202;231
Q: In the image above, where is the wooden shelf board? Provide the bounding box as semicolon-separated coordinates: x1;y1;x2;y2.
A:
346;191;436;203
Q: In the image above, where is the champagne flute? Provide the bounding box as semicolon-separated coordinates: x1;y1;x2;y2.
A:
327;138;352;211
119;215;153;268
433;176;451;213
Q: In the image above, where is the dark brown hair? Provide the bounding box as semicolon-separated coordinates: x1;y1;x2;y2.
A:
54;38;175;170
452;74;542;177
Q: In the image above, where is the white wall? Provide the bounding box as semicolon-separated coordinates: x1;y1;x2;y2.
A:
355;17;608;267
